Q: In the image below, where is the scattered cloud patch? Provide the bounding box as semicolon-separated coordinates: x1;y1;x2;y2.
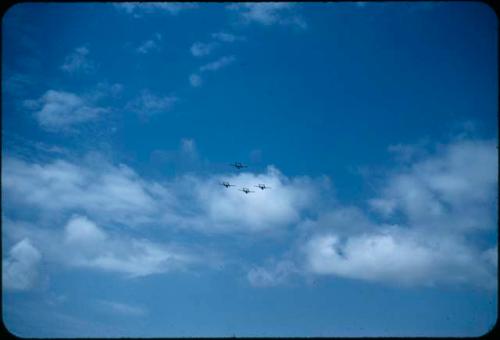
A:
180;138;196;155
91;82;124;100
61;46;95;74
190;41;216;57
189;73;203;87
200;55;236;72
24;90;108;131
126;90;178;118
227;3;307;28
136;33;162;54
114;2;198;17
2;238;42;291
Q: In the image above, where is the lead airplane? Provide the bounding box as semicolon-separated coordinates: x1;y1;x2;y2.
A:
220;181;235;188
254;184;271;190
230;162;248;169
239;187;254;194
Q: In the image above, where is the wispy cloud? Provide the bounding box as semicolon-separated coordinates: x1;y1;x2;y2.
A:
61;46;95;74
227;3;307;29
211;31;245;43
96;299;147;317
200;55;236;72
2;73;35;96
247;260;297;287
24;90;108;131
189;73;203;87
125;90;178;118
190;41;216;57
115;2;198;17
136;33;162;54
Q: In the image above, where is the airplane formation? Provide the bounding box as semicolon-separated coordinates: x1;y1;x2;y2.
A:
220;162;271;195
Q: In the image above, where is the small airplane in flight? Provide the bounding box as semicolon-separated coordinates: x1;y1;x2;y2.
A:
239;187;254;194
254;184;271;190
230;162;248;169
220;181;235;188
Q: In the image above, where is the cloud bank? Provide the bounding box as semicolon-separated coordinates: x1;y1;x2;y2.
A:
2;137;497;290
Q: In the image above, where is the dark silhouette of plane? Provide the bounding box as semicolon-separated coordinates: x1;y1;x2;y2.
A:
230;162;248;169
255;184;271;190
220;181;235;188
239;187;254;194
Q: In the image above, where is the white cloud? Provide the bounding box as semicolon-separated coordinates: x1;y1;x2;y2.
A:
200;55;236;72
303;229;496;289
64;215;107;244
114;2;198;17
171;166;327;233
83;238;194;277
3;136;496;290
2;156;173;226
298;138;498;289
61;46;94;74
125;90;178;117
2;216;198;278
189;73;202;87
2;238;42;291
227;3;306;28
375;139;498;232
24;90;108;131
190;41;216;57
2;149;329;234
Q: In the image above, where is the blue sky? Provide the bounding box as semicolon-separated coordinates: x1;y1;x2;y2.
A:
1;1;498;337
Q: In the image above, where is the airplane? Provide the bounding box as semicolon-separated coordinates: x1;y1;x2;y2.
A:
220;181;235;188
230;162;248;169
254;184;271;190
239;187;254;194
